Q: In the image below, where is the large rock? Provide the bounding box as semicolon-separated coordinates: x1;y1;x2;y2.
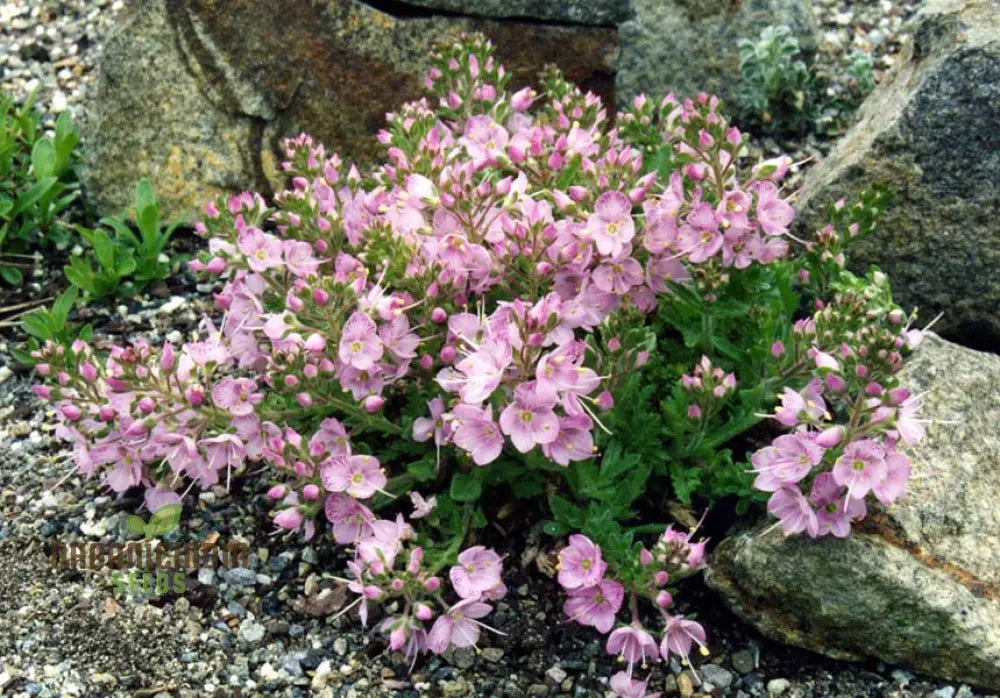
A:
81;0;616;221
796;0;1000;348
400;0;630;26
705;333;1000;690
616;0;817;110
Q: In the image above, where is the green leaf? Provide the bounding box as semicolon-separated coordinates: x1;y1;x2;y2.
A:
31;137;56;180
0;266;21;285
92;229;116;272
449;471;482;502
10;177;57;218
148;503;181;536
51;287;77;328
0;199;13;217
547;494;584;528
126;515;147;537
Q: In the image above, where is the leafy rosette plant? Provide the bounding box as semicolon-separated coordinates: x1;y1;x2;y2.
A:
32;33;927;695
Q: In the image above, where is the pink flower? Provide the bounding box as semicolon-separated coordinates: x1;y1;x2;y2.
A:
773;378;826;426
754;181;795;235
426;598;495;653
452;404;504;465
199;434;246;488
766;486;819;536
409;491;437;519
809;472;867;537
282;240;320;277
676;202;722;263
606;624;658;675
895;395;925;446
750;432;824;492
873;451;911;506
592;254;644;295
338;312;383;371
610;672;661;698
659;615;707;663
557;534;606;589
460;115;509;168
587;191;635;257
324;493;375;543
238;227;283;272
413;398;449;446
832;439;887;500
211;377;263;417
499;382;560;452
563;579;623;633
542;414;594;466
320;454;386;499
449;546;503;600
452;338;511;404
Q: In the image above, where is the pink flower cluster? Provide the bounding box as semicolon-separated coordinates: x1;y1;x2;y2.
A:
753;297;925;537
680;355;737;421
556;532;708;698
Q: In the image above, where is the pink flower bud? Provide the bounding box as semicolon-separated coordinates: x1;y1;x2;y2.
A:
35;363;51;376
285;375;300;389
634;351;649;368
887;386;910;406
639;548;654;566
138;397;156;414
205;257;226;274
596;390;614;411
608;337;622;352
294;461;309;478
33;384;53;400
825;374;847;393
313;289;329;306
654;571;669;586
423;576;441;592
440;346;456;364
771;342;785;358
430;307;447;324
57;372;70;386
798;269;810;284
363;395;385;413
510;87;534;111
274;508;303;530
547;151;564;172
185;385;205;405
304;333;326;352
78;361;96;382
447;91;462;110
314;239;328;254
187;260;206;273
656;590;674;608
415;603;433;621
99;406;116;422
816;426;844;448
125;420;148;437
855;365;869;378
363;585;383;600
687;404;702;420
303;364;318;379
61;404;82;421
160;343;175;372
420;354;434;371
296;392;313;408
302;484;320;501
389;626;407;651
286;294;304;312
865;382;884;397
266;485;287;500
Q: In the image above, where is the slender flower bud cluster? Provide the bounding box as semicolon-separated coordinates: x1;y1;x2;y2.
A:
556;532;707;698
680;355;737;421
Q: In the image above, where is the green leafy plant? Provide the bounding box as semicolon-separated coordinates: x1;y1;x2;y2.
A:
13;286;92;364
739;26;879;138
0;91;80;283
66;178;180;299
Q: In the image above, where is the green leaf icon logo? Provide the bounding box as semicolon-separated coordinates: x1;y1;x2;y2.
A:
148;504;181;537
126;515;147;537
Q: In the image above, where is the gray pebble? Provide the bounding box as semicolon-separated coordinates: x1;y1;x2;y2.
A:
767;678;791;696
701;664;734;689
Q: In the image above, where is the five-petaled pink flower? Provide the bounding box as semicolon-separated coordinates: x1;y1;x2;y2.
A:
449;545;503;599
452;404;505;465
499;381;560;452
320;454;386;499
238;227;283;272
338;312;383;371
767;485;819;537
211;377;263;417
587;191;635;257
832;439;887;501
563;578;623;633
606;624;658;676
426;598;495;653
557;534;606;589
659;615;707;664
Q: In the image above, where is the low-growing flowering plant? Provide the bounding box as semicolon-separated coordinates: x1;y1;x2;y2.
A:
31;33;925;695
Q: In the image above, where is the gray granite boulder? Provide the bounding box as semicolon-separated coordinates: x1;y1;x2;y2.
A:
616;0;817;109
706;333;1000;690
796;0;1000;347
81;0;616;220
400;0;630;25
